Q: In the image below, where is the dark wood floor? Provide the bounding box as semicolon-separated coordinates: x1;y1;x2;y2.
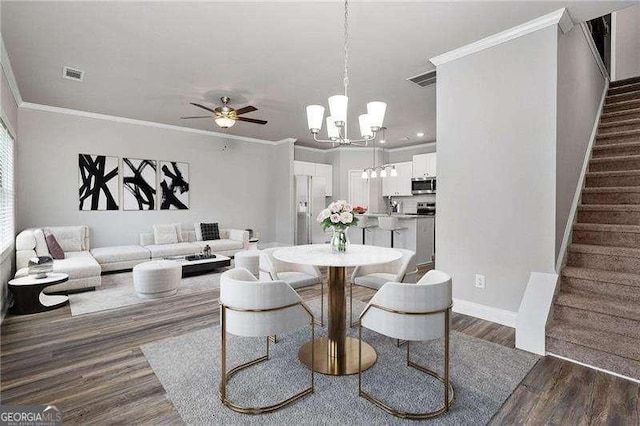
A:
1;271;638;425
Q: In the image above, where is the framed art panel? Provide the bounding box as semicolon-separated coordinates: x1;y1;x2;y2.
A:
78;154;119;211
123;158;157;210
159;161;189;210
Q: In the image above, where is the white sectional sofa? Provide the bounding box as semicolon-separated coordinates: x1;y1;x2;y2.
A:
14;223;250;293
15;226;101;293
139;227;249;259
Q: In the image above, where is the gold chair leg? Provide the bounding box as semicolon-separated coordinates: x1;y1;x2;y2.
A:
219;306;315;414
359;328;454;419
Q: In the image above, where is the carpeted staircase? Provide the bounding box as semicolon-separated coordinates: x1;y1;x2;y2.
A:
546;75;640;380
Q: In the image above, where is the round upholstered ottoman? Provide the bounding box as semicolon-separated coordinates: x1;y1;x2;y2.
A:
234;250;260;277
133;260;182;299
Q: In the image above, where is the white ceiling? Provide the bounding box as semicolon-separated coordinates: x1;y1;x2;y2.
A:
1;1;634;148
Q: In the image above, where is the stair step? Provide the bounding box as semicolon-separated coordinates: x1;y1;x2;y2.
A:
603;98;640;114
582;186;640;205
560;272;640;305
589;155;640;172
576;205;640;225
555;291;640;322
608;81;640;96
553;304;640;339
610;75;640;88
568;243;640;274
592;141;640;157
546;326;640;380
585;170;640;188
600;108;640;124
599;117;640;134
596;128;640;145
562;266;640;288
606;89;640;105
573;223;640;248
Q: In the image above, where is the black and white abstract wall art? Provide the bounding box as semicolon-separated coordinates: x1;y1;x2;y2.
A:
159;161;190;210
78;154;119;211
123;158;157;210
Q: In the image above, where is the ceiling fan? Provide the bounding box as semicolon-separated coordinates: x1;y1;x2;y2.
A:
181;96;267;129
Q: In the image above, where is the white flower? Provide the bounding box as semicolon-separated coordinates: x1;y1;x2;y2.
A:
340;211;353;224
317;209;331;222
330;213;341;223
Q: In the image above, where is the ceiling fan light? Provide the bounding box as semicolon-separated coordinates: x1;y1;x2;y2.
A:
214;116;236;128
367;101;386;129
306;105;325;133
328;95;348;124
326;116;340;139
361;169;369;179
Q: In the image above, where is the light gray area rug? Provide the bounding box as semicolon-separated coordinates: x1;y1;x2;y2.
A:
68;269;229;316
142;299;539;425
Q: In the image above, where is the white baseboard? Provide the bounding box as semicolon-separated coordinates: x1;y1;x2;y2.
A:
547;352;640;384
452;298;517;328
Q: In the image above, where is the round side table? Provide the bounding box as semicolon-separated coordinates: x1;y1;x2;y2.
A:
8;273;70;315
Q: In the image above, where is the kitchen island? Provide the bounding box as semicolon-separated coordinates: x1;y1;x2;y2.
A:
353;213;435;266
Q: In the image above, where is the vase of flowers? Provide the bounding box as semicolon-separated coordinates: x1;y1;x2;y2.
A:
317;200;360;254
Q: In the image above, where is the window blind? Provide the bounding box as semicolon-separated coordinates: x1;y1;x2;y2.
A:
0;119;15;254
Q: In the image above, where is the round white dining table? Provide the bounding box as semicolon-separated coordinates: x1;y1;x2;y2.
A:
273;244;402;376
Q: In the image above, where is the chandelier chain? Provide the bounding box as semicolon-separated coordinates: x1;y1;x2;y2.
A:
343;0;349;96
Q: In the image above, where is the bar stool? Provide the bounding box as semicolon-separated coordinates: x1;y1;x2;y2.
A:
355;216;376;245
378;216;406;248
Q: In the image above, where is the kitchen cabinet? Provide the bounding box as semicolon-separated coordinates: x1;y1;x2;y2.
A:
382;161;413;197
293;160;332;196
362;215;435;266
412;153;437;178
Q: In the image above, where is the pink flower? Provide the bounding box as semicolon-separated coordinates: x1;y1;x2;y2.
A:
329;202;341;213
330;213;341;223
344;203;353;212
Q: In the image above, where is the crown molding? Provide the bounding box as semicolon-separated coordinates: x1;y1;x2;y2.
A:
294;144;384;153
387;141;436;152
0;35;23;107
430;8;574;67
19;102;283;145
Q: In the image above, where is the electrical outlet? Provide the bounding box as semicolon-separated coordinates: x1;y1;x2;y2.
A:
475;274;485;289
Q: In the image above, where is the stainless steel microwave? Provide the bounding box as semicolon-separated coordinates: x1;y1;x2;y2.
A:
411;177;436;194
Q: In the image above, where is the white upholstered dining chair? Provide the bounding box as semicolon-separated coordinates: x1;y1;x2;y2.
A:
349;248;415;326
219;267;315;414
260;247;325;325
358;269;454;419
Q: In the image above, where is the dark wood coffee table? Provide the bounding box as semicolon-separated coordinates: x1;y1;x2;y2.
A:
8;273;70;315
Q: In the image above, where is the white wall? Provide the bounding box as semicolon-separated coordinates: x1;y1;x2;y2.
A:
613;4;640;81
294;146;328;164
273;141;294;245
17;108;285;247
556;25;606;259
385;143;436;164
436;26;558;313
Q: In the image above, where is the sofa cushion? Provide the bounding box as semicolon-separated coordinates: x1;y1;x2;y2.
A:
33;229;50;257
193;239;242;253
45;232;65;259
200;223;220;241
146;242;200;258
90;245;151;264
174;223;184;243
194;222;203;241
48;226;86;252
16;251;101;280
154;224;179;245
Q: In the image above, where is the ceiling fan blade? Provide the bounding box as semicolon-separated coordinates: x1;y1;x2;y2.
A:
190;102;217;113
236;117;268;125
234;105;258;116
180;116;211;119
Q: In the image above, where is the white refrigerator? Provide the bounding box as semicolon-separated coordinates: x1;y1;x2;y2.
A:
295;175;328;245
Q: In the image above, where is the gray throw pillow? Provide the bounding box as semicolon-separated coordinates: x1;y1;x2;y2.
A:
45;232;65;260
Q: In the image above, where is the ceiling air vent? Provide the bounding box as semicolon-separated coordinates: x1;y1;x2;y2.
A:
407;70;436;88
62;66;84;82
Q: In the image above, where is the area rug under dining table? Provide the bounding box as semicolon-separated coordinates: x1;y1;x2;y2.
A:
141;299;539;425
